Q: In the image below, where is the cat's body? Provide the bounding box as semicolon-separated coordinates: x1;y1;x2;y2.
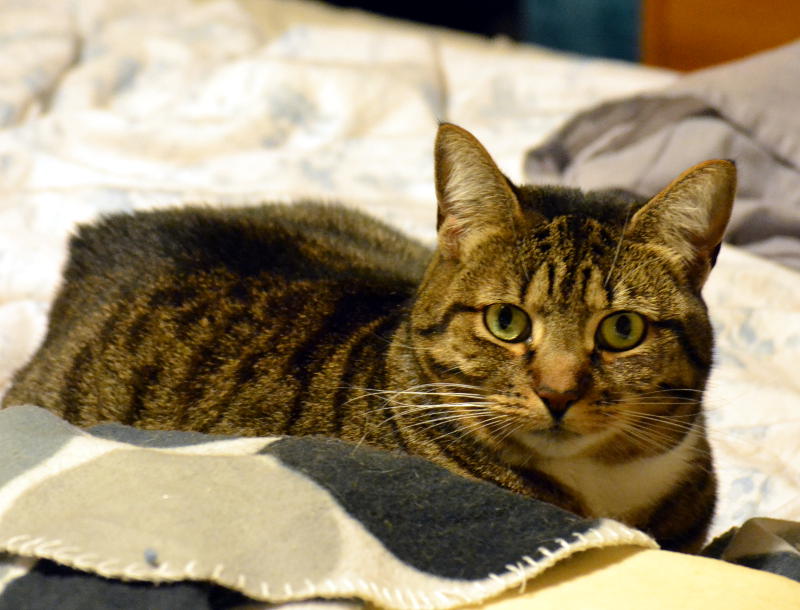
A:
3;125;736;553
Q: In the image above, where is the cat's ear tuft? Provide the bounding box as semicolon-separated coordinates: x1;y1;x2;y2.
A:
435;123;522;259
627;160;736;286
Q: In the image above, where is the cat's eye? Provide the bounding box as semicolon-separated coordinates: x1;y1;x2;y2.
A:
596;312;647;352
484;304;531;343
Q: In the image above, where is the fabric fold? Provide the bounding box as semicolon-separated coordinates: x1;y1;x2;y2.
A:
0;405;655;609
524;40;800;269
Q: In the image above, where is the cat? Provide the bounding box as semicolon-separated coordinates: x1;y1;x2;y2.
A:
2;124;736;553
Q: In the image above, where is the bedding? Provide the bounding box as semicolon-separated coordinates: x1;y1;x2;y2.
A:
0;405;798;609
1;0;799;607
524;39;800;269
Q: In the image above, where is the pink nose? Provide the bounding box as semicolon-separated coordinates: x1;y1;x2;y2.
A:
537;387;579;421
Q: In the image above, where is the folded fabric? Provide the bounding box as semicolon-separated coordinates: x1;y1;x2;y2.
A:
703;517;800;584
524;40;800;270
0;405;655;609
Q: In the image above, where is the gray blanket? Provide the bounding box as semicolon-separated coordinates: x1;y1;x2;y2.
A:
1;406;798;609
0;406;655;609
525;40;800;269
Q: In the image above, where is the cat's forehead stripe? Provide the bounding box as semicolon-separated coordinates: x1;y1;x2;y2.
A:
520;217;614;311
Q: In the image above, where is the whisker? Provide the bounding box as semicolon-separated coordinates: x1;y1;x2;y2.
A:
604;201;633;288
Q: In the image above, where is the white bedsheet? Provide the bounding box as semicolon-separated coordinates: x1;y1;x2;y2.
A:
1;0;797;538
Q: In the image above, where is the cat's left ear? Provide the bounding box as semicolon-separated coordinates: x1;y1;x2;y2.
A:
435;123;523;259
627;160;736;287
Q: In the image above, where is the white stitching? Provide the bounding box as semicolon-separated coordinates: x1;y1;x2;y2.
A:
537;545;554;558
0;522;655;609
184;559;197;577
5;534;30;548
522;554;537;567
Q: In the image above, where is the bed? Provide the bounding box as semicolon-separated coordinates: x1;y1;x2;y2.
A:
1;0;799;607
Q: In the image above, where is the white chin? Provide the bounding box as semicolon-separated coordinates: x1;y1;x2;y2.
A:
512;429;610;459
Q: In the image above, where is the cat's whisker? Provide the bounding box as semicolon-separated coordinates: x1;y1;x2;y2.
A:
406;406;513;442
490;417;527;445
620;421;707;459
398;404;494;422
369;333;434;353
431;417;511;450
373;402;495;427
620;419;717;469
624;410;702;422
603;201;633;289
636;388;705;395
621;414;700;437
340;383;490;409
432;413;511;437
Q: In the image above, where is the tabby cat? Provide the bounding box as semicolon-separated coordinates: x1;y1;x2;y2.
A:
3;124;736;553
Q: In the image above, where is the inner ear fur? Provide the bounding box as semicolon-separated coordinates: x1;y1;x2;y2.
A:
434;123;523;259
627;160;736;284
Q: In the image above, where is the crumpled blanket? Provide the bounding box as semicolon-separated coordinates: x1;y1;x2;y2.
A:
0;405;656;609
1;406;798;608
525;39;800;269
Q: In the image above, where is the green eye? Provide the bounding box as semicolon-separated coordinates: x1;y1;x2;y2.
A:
484;304;531;343
596;312;647;352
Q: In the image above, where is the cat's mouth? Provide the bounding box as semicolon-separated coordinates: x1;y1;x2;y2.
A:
506;424;614;460
529;425;579;438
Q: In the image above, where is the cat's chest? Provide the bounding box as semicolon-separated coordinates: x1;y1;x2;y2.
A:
535;428;700;520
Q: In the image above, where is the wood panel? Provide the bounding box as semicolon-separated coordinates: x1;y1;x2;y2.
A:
642;0;800;71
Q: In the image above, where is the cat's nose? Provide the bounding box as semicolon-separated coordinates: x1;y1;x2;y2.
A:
537;387;579;421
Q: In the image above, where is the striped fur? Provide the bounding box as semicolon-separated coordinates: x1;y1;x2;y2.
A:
3;125;736;552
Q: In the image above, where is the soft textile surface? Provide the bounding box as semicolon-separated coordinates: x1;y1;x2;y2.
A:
525;40;800;269
483;546;800;609
1;407;799;608
1;0;799;604
0;405;656;608
704;517;800;583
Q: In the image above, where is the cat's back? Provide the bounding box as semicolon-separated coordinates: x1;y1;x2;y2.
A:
67;202;430;290
3;203;430;433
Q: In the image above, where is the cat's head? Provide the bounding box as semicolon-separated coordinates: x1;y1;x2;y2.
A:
408;124;735;463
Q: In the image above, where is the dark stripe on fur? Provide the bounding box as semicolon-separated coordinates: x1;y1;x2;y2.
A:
424;355;484;386
560;258;579;302
652;319;709;369
172;307;254;427
376;356;410;452
59;343;93;423
233;348;263;386
434;432;498;481
415;303;479;337
285;291;399;433
125;364;160;425
332;313;399;436
645;463;715;552
512;465;584;515
580;265;592;296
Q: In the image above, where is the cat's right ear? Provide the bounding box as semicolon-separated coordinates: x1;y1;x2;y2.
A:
435;123;523;259
627;159;736;288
